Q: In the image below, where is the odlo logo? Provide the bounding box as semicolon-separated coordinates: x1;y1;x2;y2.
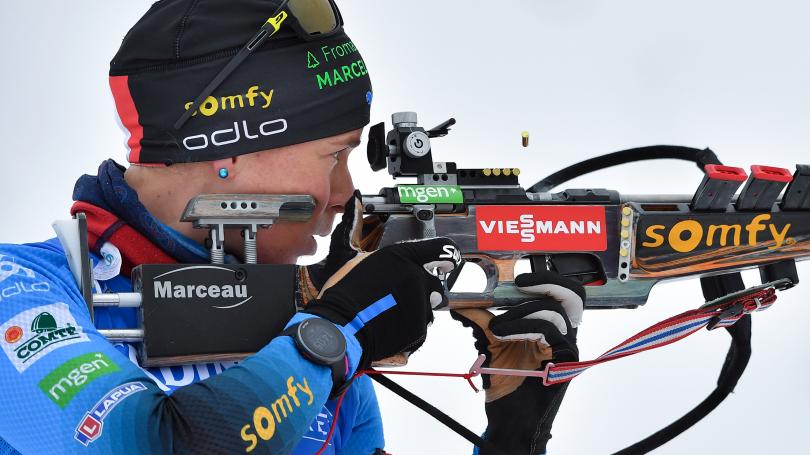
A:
152;266;252;309
0;255;51;302
181;118;288;152
1;303;89;372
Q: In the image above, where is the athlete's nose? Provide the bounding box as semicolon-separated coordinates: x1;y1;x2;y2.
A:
329;156;355;212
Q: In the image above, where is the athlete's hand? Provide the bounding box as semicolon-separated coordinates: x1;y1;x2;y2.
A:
300;191;383;305
451;271;584;455
304;237;463;371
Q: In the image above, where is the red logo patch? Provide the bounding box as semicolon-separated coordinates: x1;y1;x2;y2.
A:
4;326;22;344
476;206;607;251
78;415;101;440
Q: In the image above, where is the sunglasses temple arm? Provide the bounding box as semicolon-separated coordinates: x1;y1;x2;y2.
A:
173;7;288;130
173;46;251;130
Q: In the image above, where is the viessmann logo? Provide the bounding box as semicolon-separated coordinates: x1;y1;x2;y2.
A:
152;266;252;309
1;303;89;373
476;206;607;251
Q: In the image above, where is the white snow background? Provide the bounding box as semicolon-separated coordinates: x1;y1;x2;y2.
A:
1;1;808;454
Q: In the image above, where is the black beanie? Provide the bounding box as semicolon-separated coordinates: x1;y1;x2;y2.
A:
109;0;372;165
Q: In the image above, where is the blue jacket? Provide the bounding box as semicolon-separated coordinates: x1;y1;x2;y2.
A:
0;161;385;454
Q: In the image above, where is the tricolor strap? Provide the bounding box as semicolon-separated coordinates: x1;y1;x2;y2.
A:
535;284;776;385
364;279;785;454
371;280;782;389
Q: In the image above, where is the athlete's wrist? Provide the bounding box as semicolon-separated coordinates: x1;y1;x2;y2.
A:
284;312;362;378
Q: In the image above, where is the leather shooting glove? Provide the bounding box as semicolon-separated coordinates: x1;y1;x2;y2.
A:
451;270;584;455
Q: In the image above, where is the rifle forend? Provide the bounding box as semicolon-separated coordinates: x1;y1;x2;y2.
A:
362;112;810;309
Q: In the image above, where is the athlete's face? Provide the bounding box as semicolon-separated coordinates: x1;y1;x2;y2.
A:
217;129;361;264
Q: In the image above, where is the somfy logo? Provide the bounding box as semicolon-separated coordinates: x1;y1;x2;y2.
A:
152;266;252;309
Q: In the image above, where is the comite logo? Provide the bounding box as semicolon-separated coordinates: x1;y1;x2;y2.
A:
39;352;120;408
0;303;89;373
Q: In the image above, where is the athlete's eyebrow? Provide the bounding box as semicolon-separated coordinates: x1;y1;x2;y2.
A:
334;137;361;149
328;133;362;150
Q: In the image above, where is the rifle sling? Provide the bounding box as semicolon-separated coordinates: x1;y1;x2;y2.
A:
612;314;751;454
528;145;721;193
368;373;507;455
370;272;753;454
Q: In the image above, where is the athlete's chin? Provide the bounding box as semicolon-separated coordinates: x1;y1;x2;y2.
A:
315;212;339;237
303;236;318;256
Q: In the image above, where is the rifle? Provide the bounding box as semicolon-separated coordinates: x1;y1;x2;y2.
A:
360;112;809;310
357;111;810;454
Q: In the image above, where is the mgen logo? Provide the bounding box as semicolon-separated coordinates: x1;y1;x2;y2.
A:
476;206;607;251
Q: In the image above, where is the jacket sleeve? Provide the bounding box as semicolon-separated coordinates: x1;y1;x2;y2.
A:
0;245;360;454
338;375;385;454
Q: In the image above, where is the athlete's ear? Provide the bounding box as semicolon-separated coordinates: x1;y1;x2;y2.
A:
210;157;237;181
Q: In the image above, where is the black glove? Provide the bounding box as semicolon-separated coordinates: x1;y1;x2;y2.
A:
305;237;464;370
451;271;584;455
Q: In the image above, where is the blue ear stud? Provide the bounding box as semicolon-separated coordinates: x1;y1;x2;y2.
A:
218;168;229;179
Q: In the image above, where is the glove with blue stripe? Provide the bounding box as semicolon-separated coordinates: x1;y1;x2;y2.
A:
304;237;464;372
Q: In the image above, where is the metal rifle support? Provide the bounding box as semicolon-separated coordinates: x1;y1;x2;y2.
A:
95;195;315;349
76;212;94;323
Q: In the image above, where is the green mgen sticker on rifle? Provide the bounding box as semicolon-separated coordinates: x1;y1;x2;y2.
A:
398;185;463;204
